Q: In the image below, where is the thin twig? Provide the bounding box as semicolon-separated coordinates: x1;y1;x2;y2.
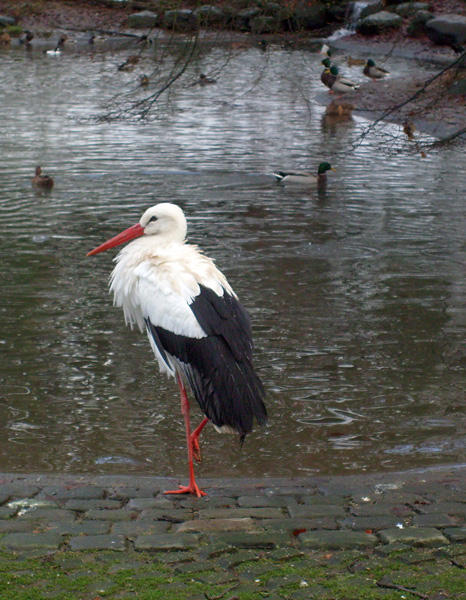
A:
204;583;240;600
451;558;466;569
376;579;429;599
431;126;466;146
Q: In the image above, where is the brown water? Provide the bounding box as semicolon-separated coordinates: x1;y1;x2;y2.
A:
1;40;465;480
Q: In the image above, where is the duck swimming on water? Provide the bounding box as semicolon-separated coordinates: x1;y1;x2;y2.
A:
31;166;54;190
273;162;335;185
45;35;67;55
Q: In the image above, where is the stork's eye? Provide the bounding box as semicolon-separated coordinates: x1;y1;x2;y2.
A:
149;216;158;223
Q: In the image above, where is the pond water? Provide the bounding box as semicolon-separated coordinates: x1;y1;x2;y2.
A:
1;37;465;480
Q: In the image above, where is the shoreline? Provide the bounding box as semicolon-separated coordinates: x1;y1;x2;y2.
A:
1;1;465;139
2;461;466;488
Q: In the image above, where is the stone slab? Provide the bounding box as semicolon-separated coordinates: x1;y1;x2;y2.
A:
64;499;122;511
175;517;261;533
341;516;404;531
108;486;161;499
134;533;199;551
261;517;337;531
0;520;35;533
199;507;284;519
0;532;62;550
238;496;296;508
288;505;346;518
84;509;138;521
378;527;450;547
138;508;192;522
112;520;171;537
413;513;455;527
126;497;175;510
17;508;76;521
39;486;105;500
414;502;466;515
68;534;126;551
298;530;378;550
0;506;20;518
350;503;414;517
442;527;466;542
47;520;112;536
211;532;291;549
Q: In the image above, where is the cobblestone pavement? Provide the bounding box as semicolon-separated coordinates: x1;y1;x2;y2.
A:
0;467;465;598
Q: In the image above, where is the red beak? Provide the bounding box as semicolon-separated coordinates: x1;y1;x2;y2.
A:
87;223;144;256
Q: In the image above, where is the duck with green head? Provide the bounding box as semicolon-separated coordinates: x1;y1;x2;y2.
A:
328;66;359;94
321;58;335;90
320;44;347;65
363;59;390;80
273;162;335;185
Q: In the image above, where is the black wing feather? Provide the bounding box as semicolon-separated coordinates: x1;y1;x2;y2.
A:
145;285;267;437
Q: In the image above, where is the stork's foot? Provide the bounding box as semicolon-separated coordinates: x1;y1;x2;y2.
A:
164;483;206;497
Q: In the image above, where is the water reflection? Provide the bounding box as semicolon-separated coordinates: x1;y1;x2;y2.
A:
0;41;465;479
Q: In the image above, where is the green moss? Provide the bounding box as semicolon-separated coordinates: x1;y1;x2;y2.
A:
6;25;23;37
0;547;463;600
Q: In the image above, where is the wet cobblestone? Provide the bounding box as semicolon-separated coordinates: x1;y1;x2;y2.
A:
0;468;465;554
0;468;465;598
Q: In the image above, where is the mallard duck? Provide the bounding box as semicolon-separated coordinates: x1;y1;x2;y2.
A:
403;120;415;140
20;30;34;45
363;59;390;80
31;166;54;190
45;35;67;55
118;55;140;71
321;59;334;90
273;162;335;185
320;44;347;65
198;73;216;85
329;66;359;94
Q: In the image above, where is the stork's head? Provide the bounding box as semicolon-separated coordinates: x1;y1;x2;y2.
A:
87;203;187;256
139;203;187;242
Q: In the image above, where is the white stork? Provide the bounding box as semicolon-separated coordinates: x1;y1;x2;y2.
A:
87;203;267;497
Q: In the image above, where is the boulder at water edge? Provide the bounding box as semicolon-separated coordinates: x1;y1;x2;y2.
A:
356;11;404;34
425;14;466;49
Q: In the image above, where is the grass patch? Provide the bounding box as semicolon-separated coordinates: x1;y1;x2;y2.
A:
0;546;464;599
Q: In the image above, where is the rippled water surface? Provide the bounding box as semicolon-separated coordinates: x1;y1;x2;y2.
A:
1;39;465;479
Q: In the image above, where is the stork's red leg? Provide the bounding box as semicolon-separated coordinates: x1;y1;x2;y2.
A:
191;417;209;463
164;375;206;497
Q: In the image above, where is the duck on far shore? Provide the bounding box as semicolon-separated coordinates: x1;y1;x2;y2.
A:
273;162;335;185
19;30;34;46
320;58;334;90
328;66;359;95
320;44;347;66
363;59;390;80
31;166;54;190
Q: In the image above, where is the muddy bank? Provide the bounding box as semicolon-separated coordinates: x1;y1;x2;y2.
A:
321;35;466;141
